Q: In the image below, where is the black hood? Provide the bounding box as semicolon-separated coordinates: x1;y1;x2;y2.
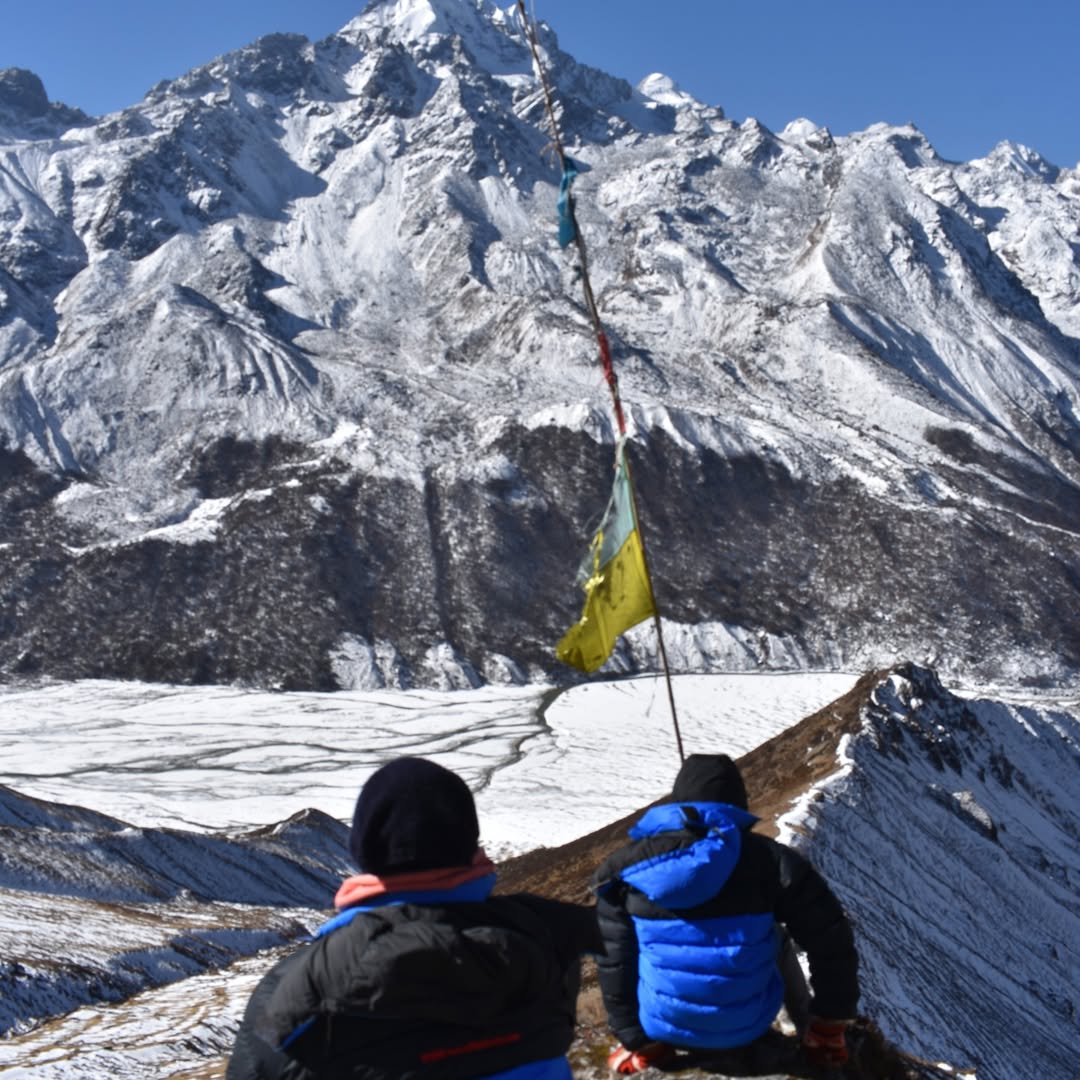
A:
670;753;749;809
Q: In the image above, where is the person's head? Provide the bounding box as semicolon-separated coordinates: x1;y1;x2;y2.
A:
348;757;480;874
670;753;749;810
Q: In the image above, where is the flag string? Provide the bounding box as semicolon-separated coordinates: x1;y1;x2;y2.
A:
515;2;622;433
515;2;684;761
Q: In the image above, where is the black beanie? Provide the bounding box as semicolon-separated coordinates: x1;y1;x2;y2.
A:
348;757;480;874
671;753;749;810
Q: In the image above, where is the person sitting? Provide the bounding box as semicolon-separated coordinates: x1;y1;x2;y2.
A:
590;753;859;1074
228;756;600;1079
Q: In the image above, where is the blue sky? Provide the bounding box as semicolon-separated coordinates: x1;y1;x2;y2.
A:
3;0;1078;168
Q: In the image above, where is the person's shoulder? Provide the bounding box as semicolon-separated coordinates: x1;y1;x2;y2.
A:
592;829;693;889
741;831;825;894
229;948;314;1080
487;892;591;923
741;827;799;853
233;938;322;1054
489;893;601;952
727;829;799;883
254;910;423;1042
251;939;314;999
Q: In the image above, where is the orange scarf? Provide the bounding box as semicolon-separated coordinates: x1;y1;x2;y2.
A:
334;848;496;910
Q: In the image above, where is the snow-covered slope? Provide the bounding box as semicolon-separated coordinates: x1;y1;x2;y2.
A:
0;787;350;1037
1;0;1079;689
788;665;1080;1079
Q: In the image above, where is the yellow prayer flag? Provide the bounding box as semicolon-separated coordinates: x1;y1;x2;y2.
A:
556;447;656;673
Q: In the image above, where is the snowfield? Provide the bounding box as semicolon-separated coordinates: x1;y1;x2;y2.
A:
0;671;857;849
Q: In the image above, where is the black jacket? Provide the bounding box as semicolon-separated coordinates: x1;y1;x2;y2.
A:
591;810;859;1050
227;894;600;1080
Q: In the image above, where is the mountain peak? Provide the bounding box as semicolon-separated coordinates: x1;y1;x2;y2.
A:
636;72;698;108
0;68;49;119
979;139;1062;180
345;0;510;46
0;66;91;133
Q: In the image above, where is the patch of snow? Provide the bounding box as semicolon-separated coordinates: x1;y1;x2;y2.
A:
637;73;694;108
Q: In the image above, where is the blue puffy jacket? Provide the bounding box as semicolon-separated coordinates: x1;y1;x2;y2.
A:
592;801;858;1052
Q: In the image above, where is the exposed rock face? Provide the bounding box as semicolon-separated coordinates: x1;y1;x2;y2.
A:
0;69;50;118
1;0;1079;689
0;66;90;130
794;664;1080;1078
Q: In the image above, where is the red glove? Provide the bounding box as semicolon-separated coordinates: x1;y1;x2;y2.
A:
802;1017;850;1068
607;1041;674;1074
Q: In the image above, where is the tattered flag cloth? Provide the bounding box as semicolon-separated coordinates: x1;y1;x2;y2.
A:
557;441;656;672
557;159;580;248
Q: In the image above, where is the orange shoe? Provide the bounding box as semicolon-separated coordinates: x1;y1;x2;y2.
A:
802;1017;851;1068
607;1041;674;1074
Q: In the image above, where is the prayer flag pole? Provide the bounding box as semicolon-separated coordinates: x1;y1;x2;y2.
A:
516;1;685;762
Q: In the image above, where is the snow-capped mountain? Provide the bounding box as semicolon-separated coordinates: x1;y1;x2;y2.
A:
2;0;1079;690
